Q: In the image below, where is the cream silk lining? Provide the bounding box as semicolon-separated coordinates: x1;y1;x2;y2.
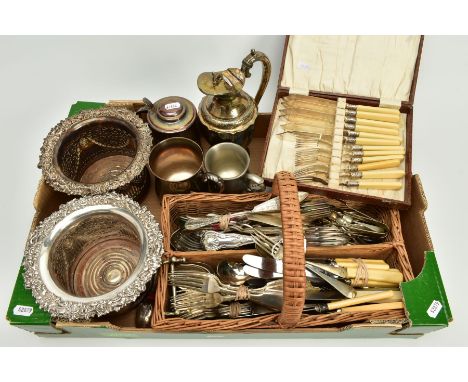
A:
281;36;420;103
262;97;407;202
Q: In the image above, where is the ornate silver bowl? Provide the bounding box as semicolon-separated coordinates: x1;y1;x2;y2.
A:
22;193;163;321
38;108;153;199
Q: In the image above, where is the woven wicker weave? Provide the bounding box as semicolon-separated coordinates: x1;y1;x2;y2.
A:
272;172;306;327
152;171;413;332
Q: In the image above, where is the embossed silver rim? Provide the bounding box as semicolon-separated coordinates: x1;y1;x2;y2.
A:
22;193;163;321
38;108;153;196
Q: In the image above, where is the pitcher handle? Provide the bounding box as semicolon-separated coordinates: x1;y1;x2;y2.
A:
241;49;271;107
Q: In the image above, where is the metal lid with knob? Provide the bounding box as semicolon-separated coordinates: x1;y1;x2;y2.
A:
140;96;197;134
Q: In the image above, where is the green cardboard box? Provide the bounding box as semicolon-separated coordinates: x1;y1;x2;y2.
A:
6;101;452;338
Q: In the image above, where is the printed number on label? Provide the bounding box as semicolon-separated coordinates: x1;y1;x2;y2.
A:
13;305;34;317
164;102;181;110
427;300;443;318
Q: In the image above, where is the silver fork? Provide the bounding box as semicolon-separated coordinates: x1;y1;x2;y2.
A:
192;304;273;319
169;271;238;294
247;226;283;260
172;289;232;309
177;300;270;319
172;289;263;319
169;272;284;310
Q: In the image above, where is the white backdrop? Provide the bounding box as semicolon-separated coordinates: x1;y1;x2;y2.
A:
0;35;466;346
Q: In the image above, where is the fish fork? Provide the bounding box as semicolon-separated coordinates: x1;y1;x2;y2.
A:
304;226;350;246
182;303;272;319
173;289;273;319
169;272;285;310
248;226;283;260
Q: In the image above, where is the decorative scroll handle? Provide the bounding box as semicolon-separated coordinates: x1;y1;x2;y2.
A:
241;49;271;107
201;231;255;251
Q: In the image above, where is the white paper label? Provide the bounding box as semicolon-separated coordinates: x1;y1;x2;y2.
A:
164;102;181;110
297;61;311;71
427;300;443;318
13;305;33;317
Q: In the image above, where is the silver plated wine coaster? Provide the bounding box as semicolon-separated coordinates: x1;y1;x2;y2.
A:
38;107;153;199
22;193;163;321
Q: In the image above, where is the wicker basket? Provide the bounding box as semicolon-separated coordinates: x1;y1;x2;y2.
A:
152;172;412;332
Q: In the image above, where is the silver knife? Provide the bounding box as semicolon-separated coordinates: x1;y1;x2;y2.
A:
243;254;356;298
305;264;356;298
243;265;344;301
251;191;309;213
243;265;283;279
243;254;315;277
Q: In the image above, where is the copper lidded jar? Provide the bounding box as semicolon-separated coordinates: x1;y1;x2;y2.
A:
197;49;271;148
139;96;198;144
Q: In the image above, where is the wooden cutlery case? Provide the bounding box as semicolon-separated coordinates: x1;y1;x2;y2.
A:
260;36;425;208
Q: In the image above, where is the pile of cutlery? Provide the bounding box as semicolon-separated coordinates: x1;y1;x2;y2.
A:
167;255;404;320
170;194;389;252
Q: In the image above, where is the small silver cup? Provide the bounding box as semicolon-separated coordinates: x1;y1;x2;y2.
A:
148;137;224;199
204;142;265;194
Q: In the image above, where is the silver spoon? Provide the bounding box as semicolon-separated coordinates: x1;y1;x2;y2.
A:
216;261;251;286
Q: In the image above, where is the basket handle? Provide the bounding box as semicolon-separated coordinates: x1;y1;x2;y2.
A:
271;171;306;328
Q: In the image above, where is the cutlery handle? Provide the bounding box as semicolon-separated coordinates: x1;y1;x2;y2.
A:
327;290;395;310
358;150;406;156
336;261;390;270
355;119;400;130
248;289;284;310
355;137;402;146
201;231;254;250
335;258;387;264
359;169;406;179
352;145;405;152
183;215;223;230
358;159;402;171
353;131;402;142
346;268;403;284
339;301;404;312
354;125;400;136
360;155;404;164
356;105;400;116
357;111;400;123
354;289;402;302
